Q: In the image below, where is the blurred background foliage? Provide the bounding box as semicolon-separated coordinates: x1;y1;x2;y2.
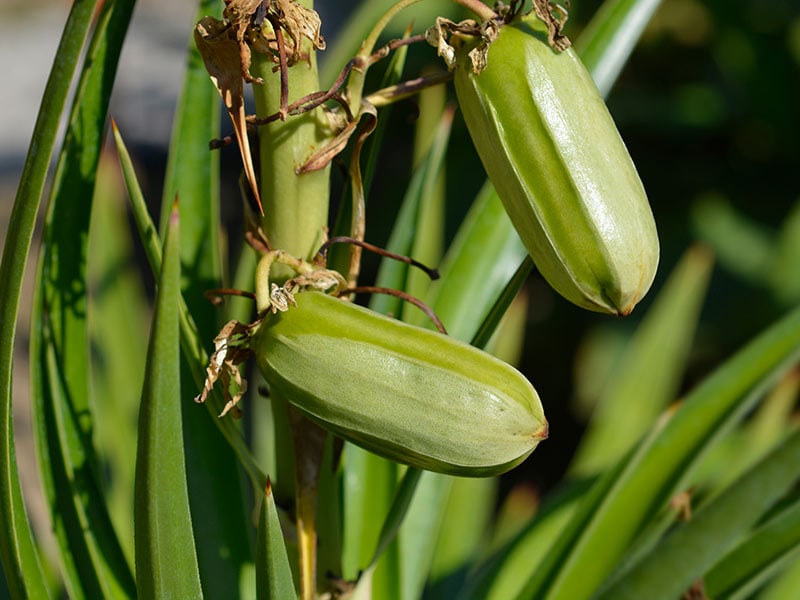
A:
1;0;799;556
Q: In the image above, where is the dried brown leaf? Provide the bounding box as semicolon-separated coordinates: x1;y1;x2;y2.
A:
531;0;572;51
224;0;266;82
274;0;326;62
195;16;264;214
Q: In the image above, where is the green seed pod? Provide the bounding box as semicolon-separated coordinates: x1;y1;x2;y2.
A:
454;15;659;315
254;292;547;477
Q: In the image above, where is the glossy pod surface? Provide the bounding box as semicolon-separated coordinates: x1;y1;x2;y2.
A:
454;16;659;315
255;292;547;476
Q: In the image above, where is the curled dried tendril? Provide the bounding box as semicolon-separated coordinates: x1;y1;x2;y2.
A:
531;0;572;51
194;320;254;418
265;268;348;314
426;0;571;74
223;0;325;79
425;17;481;71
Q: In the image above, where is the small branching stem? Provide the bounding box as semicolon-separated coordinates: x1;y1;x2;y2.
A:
339;286;448;334
317;237;440;281
451;0;498;20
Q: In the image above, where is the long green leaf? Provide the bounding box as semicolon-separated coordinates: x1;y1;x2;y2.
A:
349;466;425;599
424;476;498;598
422;182;527;340
370;108;453;317
569;245;713;476
341;447;401;582
575;0;664;97
256;481;296;599
759;552;800;600
112;122;266;490
519;303;800;600
704;489;800;599
160;2;255;596
769;199;800;306
134;202;203;599
691;194;774;287
0;1;100;596
459;481;588;600
28;0;137;596
597;429;800;600
395;471;453;600
465;256;714;594
404;85;449;305
88;157;149;566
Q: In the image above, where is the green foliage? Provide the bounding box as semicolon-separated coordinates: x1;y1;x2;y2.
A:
2;0;799;598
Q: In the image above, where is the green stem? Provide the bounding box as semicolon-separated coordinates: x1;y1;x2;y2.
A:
347;0;423;112
346;0;496;112
250;5;331;281
250;5;330;591
452;0;497;21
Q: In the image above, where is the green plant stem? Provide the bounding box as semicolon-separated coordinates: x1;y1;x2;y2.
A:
250;4;330;594
250;7;330;279
346;0;423;111
452;0;497;20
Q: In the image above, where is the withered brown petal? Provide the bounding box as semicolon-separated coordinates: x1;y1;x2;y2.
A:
275;0;326;60
195;17;263;214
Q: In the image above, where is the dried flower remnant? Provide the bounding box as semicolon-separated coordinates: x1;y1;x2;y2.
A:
194;320;254;418
222;0;325;78
195;16;264;214
267;0;326;62
222;0;267;83
531;0;572;51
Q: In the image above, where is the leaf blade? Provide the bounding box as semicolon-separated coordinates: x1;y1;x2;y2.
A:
134;203;203;599
161;3;256;596
0;1;101;595
27;0;138;596
597;430;800;600
523;304;800;600
256;481;296;599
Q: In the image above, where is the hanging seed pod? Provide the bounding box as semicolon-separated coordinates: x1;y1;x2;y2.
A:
254;291;547;477
454;15;659;315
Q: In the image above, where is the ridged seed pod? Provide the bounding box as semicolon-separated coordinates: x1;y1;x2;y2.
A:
254;292;547;477
454;15;659;315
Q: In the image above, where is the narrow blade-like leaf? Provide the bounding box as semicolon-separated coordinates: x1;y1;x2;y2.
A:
597;430;800;600
521;304;800;599
160;2;254;596
569;245;713;476
134;203;203;599
0;1;100;595
575;0;665;97
28;0;137;596
256;481;296;599
112;122;266;489
704;488;800;599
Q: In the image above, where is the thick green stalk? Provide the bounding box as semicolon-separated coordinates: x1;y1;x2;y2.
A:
250;5;330;596
250;5;331;278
